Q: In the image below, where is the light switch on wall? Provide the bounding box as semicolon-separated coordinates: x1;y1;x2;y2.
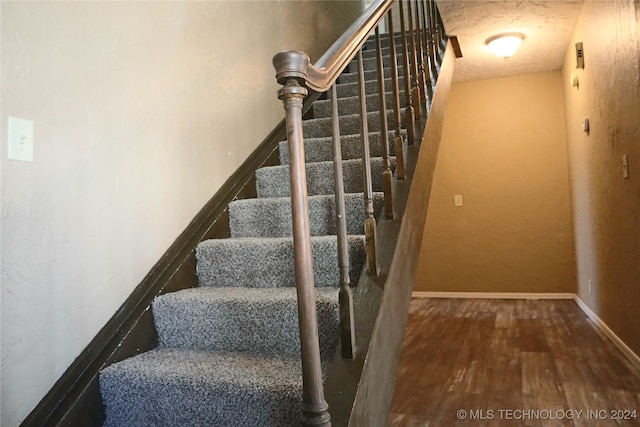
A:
8;116;34;162
454;194;463;207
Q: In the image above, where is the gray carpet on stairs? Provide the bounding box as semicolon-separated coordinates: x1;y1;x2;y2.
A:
196;235;366;287
349;53;404;72
336;76;404;98
99;30;419;427
313;91;406;118
255;157;396;198
100;349;327;427
302;110;385;137
339;66;394;83
153;287;339;359
228;192;385;237
278;131;403;163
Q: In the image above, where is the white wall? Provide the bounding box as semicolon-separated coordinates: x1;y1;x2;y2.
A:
0;1;361;425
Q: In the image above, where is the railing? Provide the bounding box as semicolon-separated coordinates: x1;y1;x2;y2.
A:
273;1;446;424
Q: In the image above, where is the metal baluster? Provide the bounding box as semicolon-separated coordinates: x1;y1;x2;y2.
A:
398;0;416;146
375;27;394;220
272;52;331;427
420;0;434;100
386;9;406;181
407;0;422;122
356;50;377;277
330;84;356;360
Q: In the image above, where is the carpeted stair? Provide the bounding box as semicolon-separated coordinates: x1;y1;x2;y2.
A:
99;32;416;427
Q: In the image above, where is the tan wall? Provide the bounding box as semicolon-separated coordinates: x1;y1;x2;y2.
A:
415;71;576;294
0;1;361;425
561;1;640;354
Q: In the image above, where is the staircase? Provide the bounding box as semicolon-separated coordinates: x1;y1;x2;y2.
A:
99;25;439;427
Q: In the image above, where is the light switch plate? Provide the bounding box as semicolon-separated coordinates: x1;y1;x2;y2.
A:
8;116;34;162
454;194;463;207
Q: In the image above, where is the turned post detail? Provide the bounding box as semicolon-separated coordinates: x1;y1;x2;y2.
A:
273;51;331;427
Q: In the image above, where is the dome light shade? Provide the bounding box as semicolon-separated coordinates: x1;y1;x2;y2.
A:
485;33;525;58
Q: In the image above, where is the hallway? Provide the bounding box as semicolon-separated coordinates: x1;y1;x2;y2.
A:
388;298;640;426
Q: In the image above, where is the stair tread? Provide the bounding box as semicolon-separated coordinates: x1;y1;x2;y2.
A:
100;348;318;426
156;285;338;303
102;348;309;386
260;156;391;170
198;233;363;244
256;156;396;198
228;192;384;238
153;287;339;357
196;234;366;288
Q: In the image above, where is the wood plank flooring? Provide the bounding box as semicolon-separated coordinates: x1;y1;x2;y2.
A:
387;299;640;426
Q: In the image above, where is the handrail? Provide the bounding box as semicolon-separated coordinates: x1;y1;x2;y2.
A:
273;0;394;92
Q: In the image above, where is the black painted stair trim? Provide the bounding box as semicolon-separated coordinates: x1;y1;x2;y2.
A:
19;92;321;427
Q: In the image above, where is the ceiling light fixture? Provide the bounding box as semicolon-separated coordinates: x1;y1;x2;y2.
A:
485;32;525;58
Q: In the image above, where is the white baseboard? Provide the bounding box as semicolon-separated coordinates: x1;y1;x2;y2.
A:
573;295;640;372
410;291;640;372
412;291;575;300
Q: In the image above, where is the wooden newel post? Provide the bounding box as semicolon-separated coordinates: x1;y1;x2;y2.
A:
273;51;331;427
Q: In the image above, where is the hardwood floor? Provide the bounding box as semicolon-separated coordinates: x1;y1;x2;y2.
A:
387;298;640;426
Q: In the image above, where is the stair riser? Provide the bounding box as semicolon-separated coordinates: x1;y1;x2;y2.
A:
314;90;405;118
338;66;433;86
354;50;402;62
153;288;339;359
278;131;399;164
336;77;405;98
348;54;407;72
339;67;396;84
102;383;302;427
363;34;421;50
313;98;406;129
360;45;393;59
255;157;395;198
229;192;385;238
196;235;366;288
361;43;431;59
303;111;385;138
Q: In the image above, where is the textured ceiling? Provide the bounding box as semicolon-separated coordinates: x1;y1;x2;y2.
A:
437;0;584;82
